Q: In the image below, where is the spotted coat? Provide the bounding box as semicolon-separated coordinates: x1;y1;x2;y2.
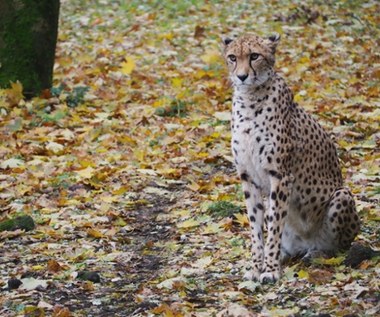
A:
223;33;360;283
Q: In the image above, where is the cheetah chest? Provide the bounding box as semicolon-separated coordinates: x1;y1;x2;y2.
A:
231;118;273;194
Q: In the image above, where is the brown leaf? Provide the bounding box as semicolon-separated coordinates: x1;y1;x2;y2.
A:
194;25;206;38
47;259;62;273
308;268;334;285
52;305;71;317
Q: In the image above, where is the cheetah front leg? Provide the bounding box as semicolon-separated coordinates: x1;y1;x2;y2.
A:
240;174;265;281
260;172;293;283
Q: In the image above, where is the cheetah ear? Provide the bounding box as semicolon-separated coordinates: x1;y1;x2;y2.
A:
265;33;281;52
223;37;234;46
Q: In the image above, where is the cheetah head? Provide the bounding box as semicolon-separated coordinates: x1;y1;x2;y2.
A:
223;33;280;89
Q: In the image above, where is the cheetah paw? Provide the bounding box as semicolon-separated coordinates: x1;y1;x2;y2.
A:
259;271;281;284
243;268;261;281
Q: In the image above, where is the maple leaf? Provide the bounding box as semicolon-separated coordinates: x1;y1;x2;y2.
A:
177;218;200;229
234;213;249;227
120;57;136;75
47;259;63;273
53;306;72;317
76;166;95;179
4;81;24;106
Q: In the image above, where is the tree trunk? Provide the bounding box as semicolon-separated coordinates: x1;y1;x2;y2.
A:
0;0;60;98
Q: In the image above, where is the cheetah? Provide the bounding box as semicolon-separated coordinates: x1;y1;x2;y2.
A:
223;33;360;283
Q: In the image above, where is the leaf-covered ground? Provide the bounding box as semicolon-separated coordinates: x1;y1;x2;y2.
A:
1;0;379;316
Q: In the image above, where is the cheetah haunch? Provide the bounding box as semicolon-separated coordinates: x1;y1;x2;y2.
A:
223;33;360;283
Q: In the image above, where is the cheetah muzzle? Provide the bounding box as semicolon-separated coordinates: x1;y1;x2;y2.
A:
223;33;360;283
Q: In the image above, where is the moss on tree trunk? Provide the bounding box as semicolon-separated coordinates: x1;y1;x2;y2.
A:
0;0;60;98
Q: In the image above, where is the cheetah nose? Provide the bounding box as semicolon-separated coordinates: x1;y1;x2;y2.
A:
237;74;248;82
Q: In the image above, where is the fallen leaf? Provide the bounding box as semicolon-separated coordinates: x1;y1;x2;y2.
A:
217;303;255;317
0;158;24;169
234;213;249;227
46;141;64;154
19;277;48;291
214;111;231;121
76;166;95;179
5;81;24;106
157;277;186;290
308;268;334;285
47;259;63;273
238;280;261;292
192;256;213;269
120;57;136;75
177;218;200;229
53;305;72;317
87;228;104;239
201;49;222;64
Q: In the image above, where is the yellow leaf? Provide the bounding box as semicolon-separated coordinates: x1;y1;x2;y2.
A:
87;228;104;239
112;186;129;195
234;213;249;227
173;209;191;217
196;152;209;158
297;269;309;279
133;148;145;162
156;168;178;176
201;49;222;65
78;160;96;168
298;55;310;65
313;256;345;266
159;32;174;40
100;195;119;203
152;98;166;108
16;184;33;196
171;78;182;88
120;57;136;75
32;265;44;271
76;166;95;179
202;222;222;235
368;209;380;221
114;217;127;227
334;272;347;281
294;90;307;103
322;256;345;266
177;218;200;229
5;81;24;106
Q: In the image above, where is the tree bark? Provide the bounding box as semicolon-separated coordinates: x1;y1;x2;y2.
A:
0;0;60;98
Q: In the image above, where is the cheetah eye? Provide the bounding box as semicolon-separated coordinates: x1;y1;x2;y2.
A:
250;53;260;61
228;54;236;62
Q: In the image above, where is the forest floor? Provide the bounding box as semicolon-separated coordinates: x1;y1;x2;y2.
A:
0;0;379;316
